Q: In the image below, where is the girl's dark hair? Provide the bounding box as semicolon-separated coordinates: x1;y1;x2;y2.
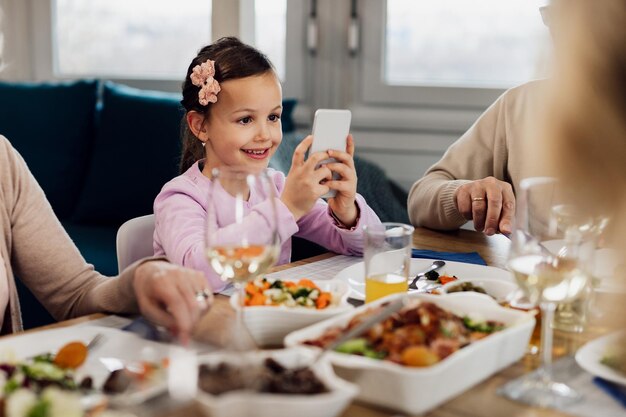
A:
179;37;274;173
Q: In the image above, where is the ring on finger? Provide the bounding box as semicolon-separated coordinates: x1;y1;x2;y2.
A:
472;197;486;202
194;288;212;303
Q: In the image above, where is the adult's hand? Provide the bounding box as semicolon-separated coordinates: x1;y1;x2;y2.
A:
454;177;515;235
133;261;212;344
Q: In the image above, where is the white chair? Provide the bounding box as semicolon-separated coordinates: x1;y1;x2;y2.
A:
116;214;156;273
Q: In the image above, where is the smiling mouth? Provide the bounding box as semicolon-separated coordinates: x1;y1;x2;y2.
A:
241;148;270;159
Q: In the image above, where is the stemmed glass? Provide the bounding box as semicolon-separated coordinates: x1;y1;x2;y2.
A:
500;177;594;407
205;166;280;350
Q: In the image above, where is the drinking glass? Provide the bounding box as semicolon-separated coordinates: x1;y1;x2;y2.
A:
205;166;280;350
500;177;593;407
364;223;414;303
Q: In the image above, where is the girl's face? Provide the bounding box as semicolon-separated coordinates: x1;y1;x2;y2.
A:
202;71;283;171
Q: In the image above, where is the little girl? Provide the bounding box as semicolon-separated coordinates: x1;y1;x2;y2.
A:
153;37;381;292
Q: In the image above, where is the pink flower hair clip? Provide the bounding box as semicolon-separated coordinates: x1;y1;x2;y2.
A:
190;59;221;105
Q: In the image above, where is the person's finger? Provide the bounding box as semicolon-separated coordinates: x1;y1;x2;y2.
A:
455;186;473;220
327;150;356;170
345;134;355;157
471;189;488;231
177;276;202;323
484;185;503;236
325;180;353;192
314;184;331;197
313;166;333;183
499;183;516;235
305;151;331;168
155;285;194;343
324;163;353;180
291;135;313;168
138;295;176;331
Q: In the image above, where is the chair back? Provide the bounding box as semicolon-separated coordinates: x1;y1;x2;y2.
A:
116;214;155;272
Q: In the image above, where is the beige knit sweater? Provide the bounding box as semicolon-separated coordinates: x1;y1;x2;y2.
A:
408;80;547;231
0;135;140;333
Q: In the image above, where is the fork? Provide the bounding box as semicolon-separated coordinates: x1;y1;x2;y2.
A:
86;333;105;351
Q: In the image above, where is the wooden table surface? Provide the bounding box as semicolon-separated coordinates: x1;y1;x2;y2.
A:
10;227;620;417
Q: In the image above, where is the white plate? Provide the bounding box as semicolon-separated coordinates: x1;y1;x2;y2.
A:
575;331;626;386
439;278;518;303
284;292;535;415
195;347;358;417
542;240;624;293
334;258;515;300
231;279;352;347
0;325;170;406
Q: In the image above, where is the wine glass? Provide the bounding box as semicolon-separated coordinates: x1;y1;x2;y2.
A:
500;177;594;407
205;166;280;350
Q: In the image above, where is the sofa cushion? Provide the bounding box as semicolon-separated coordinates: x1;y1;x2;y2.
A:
0;80;98;218
62;222;119;276
72;82;184;225
281;98;297;133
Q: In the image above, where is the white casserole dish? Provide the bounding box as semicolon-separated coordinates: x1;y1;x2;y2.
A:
284;292;535;415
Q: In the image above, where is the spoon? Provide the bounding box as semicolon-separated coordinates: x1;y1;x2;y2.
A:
408;260;446;290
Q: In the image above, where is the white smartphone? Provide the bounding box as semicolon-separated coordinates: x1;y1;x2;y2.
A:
310;109;352;199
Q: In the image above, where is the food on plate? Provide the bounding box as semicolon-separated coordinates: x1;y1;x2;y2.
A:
53;342;89;370
600;337;626;375
244;278;333;309
304;301;504;367
445;281;488;296
0;344;94;417
198;358;327;396
102;359;168;395
422;271;458;285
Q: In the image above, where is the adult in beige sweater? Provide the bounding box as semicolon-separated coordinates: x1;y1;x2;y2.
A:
408;80;545;235
0;135;211;340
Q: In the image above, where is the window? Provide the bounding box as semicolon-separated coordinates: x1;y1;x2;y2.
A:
53;0;212;79
385;0;549;88
254;0;287;80
361;0;550;107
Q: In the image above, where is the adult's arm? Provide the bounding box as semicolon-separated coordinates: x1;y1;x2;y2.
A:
407;92;510;231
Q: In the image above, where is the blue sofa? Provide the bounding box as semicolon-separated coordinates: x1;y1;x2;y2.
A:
0;79;406;328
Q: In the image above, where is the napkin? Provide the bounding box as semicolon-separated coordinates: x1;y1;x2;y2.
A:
593;377;626;408
411;249;486;266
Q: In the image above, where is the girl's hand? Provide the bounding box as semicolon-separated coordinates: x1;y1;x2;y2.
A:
326;135;358;227
133;261;212;345
281;135;332;220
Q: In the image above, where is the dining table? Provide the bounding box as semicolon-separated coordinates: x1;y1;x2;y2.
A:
5;227;621;417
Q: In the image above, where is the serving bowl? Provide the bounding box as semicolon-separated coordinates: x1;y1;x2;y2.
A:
438;277;518;303
284;292;535;415
195;347;358;417
230;279;352;347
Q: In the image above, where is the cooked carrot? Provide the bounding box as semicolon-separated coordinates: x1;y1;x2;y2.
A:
439;275;458;285
54;341;88;369
284;281;297;289
245;282;259;296
316;292;332;309
248;293;267;306
262;280;271;290
298;279;319;289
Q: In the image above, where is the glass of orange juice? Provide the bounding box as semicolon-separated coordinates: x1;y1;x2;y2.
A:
364;223;414;303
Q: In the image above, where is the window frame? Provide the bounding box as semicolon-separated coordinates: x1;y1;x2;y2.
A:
360;0;510;109
28;0;308;100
